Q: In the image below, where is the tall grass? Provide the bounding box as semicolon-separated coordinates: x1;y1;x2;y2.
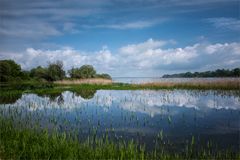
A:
55;78;112;85
54;78;240;90
0;117;238;159
140;79;240;90
1;78;239;91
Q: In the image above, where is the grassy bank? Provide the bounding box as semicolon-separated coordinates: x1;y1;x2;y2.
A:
0;81;240;103
55;78;240;90
1;79;239;103
0;118;238;159
1;78;240;91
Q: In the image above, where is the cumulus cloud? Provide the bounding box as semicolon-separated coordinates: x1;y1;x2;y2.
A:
0;39;239;76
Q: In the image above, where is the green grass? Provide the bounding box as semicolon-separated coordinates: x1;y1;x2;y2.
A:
1;78;240;91
0;117;239;160
55;81;240;90
0;119;145;159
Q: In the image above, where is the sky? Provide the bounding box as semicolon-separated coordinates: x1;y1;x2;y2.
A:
0;0;239;77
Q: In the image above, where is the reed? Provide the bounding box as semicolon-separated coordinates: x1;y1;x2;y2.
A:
55;78;112;85
0;117;238;159
137;78;240;90
1;78;239;91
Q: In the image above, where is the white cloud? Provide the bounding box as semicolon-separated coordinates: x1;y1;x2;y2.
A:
119;38;167;55
0;20;61;38
206;17;240;32
97;20;161;29
0;39;239;76
84;19;167;30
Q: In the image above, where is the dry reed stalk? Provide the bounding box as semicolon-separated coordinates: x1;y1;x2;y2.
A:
54;78;112;85
139;78;240;89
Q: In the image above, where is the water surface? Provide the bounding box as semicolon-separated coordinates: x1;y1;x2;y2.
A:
113;77;240;84
0;89;239;152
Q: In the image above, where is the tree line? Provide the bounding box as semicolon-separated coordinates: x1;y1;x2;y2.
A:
0;60;111;82
162;68;240;78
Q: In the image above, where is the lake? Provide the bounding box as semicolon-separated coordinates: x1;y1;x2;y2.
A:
0;89;239;153
112;77;240;84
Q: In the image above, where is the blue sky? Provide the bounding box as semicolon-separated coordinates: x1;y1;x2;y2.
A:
0;0;239;77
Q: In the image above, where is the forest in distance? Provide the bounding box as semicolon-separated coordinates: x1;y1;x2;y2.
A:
162;68;240;78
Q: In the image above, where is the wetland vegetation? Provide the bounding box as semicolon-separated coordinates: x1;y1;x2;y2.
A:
0;89;240;159
0;59;239;159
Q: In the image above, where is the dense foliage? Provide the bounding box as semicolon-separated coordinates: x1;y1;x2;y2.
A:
68;65;96;78
0;60;30;82
95;73;112;79
30;66;48;80
68;65;111;79
46;61;66;81
30;61;65;81
0;59;111;82
162;68;240;78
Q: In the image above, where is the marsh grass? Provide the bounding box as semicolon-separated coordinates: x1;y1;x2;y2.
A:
0;117;238;160
55;78;113;85
140;78;240;90
53;78;240;90
1;78;239;92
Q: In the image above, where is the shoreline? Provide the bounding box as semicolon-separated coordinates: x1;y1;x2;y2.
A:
1;78;240;92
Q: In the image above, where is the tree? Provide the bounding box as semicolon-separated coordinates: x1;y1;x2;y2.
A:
46;61;65;81
233;68;240;77
68;67;80;78
69;65;96;79
30;66;48;80
0;60;22;82
162;68;240;78
96;73;112;79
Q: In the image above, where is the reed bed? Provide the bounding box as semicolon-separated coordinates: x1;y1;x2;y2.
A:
0;117;238;160
55;78;112;85
1;78;239;91
138;78;240;90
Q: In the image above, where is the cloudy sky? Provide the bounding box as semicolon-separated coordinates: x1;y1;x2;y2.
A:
0;0;239;77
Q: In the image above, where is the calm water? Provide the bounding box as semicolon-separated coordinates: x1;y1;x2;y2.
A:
113;77;240;84
0;90;239;152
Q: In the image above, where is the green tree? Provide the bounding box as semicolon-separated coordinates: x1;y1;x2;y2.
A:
46;61;65;81
0;60;22;82
68;67;80;78
30;66;48;80
96;73;112;79
233;68;240;77
69;65;96;79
